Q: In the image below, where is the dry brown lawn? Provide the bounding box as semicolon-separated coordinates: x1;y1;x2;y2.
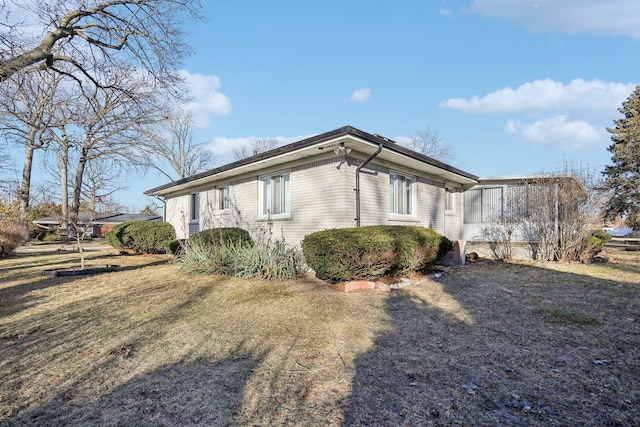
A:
1;247;639;426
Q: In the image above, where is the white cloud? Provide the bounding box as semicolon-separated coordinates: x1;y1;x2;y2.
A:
178;70;232;128
443;78;627;151
441;79;636;116
465;0;640;39
505;115;608;150
349;88;372;103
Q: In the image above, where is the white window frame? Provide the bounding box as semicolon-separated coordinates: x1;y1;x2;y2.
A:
389;171;416;218
189;193;200;222
463;187;503;224
259;171;291;219
445;188;455;212
217;186;230;211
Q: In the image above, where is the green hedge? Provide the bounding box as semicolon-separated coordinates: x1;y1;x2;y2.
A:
301;225;452;284
582;229;613;258
189;227;253;248
105;221;176;254
105;221;134;249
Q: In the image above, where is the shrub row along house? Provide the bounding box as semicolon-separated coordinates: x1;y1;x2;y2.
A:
145;126;565;260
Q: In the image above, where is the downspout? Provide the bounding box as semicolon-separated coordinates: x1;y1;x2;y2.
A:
443;181;447;237
355;144;383;227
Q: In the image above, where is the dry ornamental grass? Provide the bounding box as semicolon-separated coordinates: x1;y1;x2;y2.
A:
0;246;639;426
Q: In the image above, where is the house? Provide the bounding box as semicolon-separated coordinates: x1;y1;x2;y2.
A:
33;212;162;238
144;126;546;258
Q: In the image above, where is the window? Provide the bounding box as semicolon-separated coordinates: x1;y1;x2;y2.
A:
190;193;199;221
218;186;229;210
261;172;290;217
390;172;414;215
464;187;503;223
445;188;455;211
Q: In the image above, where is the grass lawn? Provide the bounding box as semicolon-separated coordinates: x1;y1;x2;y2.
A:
1;247;639;426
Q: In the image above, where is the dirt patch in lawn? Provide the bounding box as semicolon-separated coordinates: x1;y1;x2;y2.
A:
0;249;639;426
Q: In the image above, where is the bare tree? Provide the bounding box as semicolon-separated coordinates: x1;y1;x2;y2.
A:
140;204;160;215
39;84;79;226
0;0;201;91
65;69;161;218
81;159;127;215
517;165;603;261
142;109;214;180
0;145;12;186
97;197;125;214
402;127;456;162
231;137;280;161
480;163;604;261
0;69;61;240
231;145;251;161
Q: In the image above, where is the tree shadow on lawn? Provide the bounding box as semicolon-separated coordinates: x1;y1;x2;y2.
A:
5;347;264;427
0;251;120;277
1;272;240;426
0;257;170;319
342;261;640;426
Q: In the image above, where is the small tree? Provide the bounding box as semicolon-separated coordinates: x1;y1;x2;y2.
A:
67;215;93;269
479;215;515;260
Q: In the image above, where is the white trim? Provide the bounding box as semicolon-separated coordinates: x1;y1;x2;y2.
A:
189;193;200;223
217;185;230;212
445;187;456;212
258;170;291;220
389;170;417;218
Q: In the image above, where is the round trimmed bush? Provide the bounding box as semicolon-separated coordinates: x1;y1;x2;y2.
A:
106;221;176;254
105;221;135;249
301;225;451;284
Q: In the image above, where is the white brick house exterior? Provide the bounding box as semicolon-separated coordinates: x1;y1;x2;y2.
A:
145;126;481;246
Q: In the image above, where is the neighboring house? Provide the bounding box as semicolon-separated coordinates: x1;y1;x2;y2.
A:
33;212;162;238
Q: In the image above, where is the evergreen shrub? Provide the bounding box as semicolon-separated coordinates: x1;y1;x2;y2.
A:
582;229;613;258
301;225;452;284
105;221;135;249
168;239;186;255
105;221;176;254
189;227;253;247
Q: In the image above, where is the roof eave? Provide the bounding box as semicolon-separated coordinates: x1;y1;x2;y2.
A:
145;126;479;196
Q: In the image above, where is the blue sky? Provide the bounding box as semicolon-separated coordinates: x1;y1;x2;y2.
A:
12;0;640;210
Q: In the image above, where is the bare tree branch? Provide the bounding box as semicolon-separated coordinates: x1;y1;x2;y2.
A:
141;109;215;180
401;127;456;162
0;0;202;94
231;137;280;161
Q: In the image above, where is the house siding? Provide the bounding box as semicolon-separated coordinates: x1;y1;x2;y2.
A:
163;155;356;245
352;156;463;241
162;153;464;246
166;195;191;239
285;158;352;244
199;176;260;236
